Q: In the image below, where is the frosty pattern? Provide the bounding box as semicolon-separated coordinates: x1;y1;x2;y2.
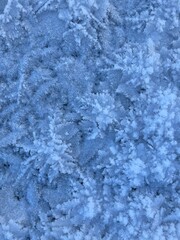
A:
0;1;179;239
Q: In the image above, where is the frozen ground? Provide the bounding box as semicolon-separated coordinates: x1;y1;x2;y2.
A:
0;0;179;239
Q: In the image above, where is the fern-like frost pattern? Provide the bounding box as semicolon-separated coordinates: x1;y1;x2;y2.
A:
0;0;179;239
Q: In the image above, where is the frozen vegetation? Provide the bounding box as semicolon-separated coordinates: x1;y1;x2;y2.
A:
0;0;179;239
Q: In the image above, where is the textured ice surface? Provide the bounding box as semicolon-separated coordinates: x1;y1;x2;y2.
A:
0;0;179;239
0;0;7;14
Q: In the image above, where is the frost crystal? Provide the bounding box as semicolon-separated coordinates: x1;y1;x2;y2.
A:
0;0;179;239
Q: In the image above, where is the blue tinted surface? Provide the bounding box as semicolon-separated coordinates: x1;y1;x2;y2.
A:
0;1;179;239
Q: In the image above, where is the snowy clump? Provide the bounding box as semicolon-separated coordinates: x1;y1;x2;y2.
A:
0;0;179;239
